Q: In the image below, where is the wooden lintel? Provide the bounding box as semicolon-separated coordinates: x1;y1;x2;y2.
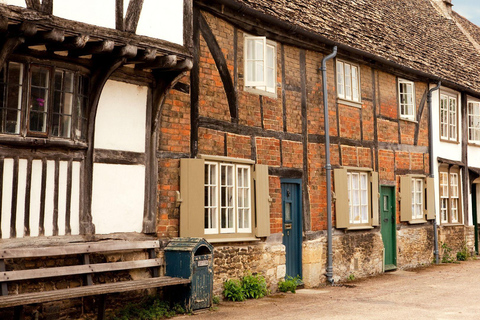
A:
128;47;157;63
26;29;65;46
47;35;89;52
113;44;138;58
70;40;114;57
136;54;177;70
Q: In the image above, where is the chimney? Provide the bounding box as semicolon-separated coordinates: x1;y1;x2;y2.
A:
431;0;453;16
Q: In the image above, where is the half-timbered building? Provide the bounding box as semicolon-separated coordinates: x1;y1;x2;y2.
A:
0;0;192;318
158;0;480;294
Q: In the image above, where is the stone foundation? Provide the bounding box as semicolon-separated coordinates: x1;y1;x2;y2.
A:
302;231;384;287
397;225;434;269
212;240;286;296
438;225;475;258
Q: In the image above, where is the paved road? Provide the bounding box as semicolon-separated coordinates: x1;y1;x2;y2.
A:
178;259;480;320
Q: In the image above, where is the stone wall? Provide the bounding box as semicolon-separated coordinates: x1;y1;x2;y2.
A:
302;231;384;287
212;241;286;296
397;225;434;268
438;225;475;258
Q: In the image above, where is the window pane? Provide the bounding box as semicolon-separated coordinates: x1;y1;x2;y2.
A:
345;63;351;100
352;66;358;102
29;66;49;133
337;62;344;98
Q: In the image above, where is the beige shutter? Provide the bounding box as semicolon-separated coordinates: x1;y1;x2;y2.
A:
179;158;205;237
334;168;349;228
371;171;379;226
425;177;435;220
400;176;412;222
254;164;271;237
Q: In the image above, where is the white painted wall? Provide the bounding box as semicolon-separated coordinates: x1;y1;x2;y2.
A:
1;159;13;239
95;80;147;153
0;0;25;7
30;160;43;237
467;96;480;168
53;0;116;29
16;159;27;238
71;161;81;235
136;0;184;45
91;163;145;234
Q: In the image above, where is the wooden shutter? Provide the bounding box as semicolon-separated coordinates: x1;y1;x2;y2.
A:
371;171;379;226
425;177;435;220
334;168;349;228
254;164;271;237
179;158;205;237
400;176;412;222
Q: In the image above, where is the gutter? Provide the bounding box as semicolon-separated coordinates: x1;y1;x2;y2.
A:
206;0;480;98
321;46;338;285
428;81;441;264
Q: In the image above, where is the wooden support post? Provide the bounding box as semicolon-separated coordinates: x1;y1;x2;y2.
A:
0;259;8;296
82;253;93;286
148;248;159;277
97;294;107;320
13;305;24;320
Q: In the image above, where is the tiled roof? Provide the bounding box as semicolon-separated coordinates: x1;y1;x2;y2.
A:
230;0;480;94
453;11;480;50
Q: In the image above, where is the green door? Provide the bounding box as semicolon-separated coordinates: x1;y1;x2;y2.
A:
472;184;479;255
380;186;397;270
281;180;302;279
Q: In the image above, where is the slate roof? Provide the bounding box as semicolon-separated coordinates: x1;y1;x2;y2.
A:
229;0;480;94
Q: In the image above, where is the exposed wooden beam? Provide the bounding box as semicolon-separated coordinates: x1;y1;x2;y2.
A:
10;22;38;37
155;58;193;72
136;54;177;70
0;16;8;33
47;35;89;52
70;40;114;57
113;44;138;58
25;0;41;11
128;47;156;63
26;29;65;46
115;0;124;30
124;0;144;33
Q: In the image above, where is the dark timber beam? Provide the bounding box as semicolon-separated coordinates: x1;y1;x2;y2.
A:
70;40;115;57
113;44;138;58
115;0;124;30
47;35;90;52
136;54;177;70
0;16;8;33
26;29;65;46
128;48;157;63
124;0;145;33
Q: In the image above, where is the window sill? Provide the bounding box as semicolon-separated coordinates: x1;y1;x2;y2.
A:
337;98;362;108
439;138;460;144
399;117;418;123
468;141;480;147
346;226;374;231
244;86;277;99
206;237;261;244
440;223;464;227
407;219;427;225
0;135;88;150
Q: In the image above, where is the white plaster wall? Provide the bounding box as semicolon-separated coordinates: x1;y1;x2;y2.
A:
467;96;480;168
135;0;184;45
58;161;68;235
44;160;55;236
91;163;145;234
15;159;27;238
29;160;43;237
0;0;25;7
95;80;147;153
1;159;13;239
71;161;81;235
53;0;115;29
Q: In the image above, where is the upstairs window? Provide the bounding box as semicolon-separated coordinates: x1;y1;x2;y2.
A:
336;60;361;104
440;92;458;142
398;79;415;121
0;61;89;141
468;101;480;143
244;35;276;96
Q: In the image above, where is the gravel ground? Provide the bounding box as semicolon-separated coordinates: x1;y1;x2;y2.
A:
178;259;480;320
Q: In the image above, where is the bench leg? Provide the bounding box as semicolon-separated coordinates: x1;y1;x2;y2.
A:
97;295;107;320
13;305;24;320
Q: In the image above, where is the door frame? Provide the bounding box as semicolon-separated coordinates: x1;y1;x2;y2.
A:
380;185;397;270
280;178;303;278
472;183;479;255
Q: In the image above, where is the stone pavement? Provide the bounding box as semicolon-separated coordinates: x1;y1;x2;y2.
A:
178;259;480;320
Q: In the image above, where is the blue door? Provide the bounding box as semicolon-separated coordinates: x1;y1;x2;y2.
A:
281;180;302;279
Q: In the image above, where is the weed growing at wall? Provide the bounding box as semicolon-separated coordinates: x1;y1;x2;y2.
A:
107;295;185;320
278;275;302;293
456;242;469;261
441;242;455;263
223;272;268;301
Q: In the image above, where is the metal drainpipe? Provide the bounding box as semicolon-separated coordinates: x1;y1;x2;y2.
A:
428;81;441;264
321;46;337;285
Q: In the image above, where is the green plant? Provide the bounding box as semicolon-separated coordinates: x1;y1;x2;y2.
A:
278;275;302;293
241;272;268;299
212;295;220;304
441;242;454;263
107;295;185;320
456;242;469;261
223;279;246;301
347;274;355;281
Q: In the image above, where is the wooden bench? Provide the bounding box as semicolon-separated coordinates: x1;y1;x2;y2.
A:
0;240;191;320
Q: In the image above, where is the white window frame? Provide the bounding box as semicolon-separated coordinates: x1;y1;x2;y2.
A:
336;60;361;104
411;178;423;220
440;92;458;142
440;171;449;223
347;171;369;225
450;172;459;223
439;166;462;224
398;79;416;121
244;35;276;96
204;161;252;234
468;101;480;143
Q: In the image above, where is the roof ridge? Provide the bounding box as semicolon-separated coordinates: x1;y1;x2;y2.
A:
452;12;480;54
